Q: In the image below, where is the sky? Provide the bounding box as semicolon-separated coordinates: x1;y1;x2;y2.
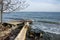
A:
21;0;60;12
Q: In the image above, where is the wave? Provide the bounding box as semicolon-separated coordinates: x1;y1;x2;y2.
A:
4;17;60;24
31;22;60;34
33;20;60;24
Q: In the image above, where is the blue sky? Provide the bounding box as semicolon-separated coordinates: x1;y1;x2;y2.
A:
20;0;60;12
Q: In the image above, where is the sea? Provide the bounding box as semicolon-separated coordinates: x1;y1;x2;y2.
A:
2;12;60;34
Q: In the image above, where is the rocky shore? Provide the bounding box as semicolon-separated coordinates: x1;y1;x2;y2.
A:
0;22;60;40
26;27;60;40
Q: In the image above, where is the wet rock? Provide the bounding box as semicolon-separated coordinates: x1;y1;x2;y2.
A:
26;28;58;40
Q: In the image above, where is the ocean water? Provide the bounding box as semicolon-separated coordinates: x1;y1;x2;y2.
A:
3;12;60;34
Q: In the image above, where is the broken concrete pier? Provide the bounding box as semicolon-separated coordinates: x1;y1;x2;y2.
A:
0;20;32;40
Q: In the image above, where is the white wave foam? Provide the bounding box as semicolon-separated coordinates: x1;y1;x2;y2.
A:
32;23;60;34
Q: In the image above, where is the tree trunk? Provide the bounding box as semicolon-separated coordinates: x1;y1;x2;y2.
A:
0;0;3;23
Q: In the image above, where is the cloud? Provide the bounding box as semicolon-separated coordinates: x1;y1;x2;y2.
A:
21;1;60;12
31;0;60;4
